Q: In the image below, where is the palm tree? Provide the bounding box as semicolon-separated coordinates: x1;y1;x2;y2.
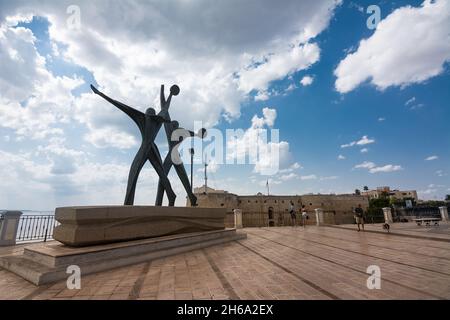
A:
363;186;369;191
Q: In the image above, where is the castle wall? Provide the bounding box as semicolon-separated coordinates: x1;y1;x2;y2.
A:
190;189;369;227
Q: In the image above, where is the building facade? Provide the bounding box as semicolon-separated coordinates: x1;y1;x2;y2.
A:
189;186;369;227
362;186;418;201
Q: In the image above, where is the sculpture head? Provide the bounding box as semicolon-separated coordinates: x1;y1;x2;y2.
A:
145;108;156;116
170;85;180;96
170;121;179;130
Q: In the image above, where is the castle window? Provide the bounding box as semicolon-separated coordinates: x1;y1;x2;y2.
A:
220;203;224;207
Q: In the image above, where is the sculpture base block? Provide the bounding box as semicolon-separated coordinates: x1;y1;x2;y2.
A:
0;228;246;285
53;206;226;247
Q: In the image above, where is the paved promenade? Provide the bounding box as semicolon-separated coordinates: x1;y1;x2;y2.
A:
1;223;449;300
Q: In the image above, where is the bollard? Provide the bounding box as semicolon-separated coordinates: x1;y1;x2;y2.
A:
0;211;23;246
439;207;449;222
382;207;393;224
315;208;324;226
233;209;243;229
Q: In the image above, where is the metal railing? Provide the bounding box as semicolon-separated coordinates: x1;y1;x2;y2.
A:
16;215;59;243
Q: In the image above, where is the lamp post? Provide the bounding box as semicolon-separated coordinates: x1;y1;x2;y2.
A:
189;148;194;192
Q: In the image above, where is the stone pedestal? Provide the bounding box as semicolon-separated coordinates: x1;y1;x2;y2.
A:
439;206;449;222
54;206;226;247
0;228;246;285
315;208;324;226
0;211;22;246
382;207;393;224
233;209;243;229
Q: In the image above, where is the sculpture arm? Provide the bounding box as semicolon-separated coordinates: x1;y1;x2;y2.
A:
90;85;145;130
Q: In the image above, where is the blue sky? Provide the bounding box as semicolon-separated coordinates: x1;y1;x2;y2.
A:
0;0;449;210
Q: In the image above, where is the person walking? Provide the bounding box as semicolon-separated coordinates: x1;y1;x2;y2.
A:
354;204;365;232
301;205;308;228
289;200;296;227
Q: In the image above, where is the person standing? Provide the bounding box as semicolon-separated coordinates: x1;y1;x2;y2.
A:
301;205;308;228
354;204;365;232
289;200;296;227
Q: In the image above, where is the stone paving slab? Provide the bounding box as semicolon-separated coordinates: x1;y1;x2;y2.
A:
0;225;449;300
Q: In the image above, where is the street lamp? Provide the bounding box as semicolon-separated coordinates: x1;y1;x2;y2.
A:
189;148;194;191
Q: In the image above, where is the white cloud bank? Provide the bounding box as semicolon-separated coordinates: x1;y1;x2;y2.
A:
354;161;403;174
341;135;375;148
335;0;450;93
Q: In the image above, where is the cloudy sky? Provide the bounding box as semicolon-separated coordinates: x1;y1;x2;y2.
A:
0;0;449;210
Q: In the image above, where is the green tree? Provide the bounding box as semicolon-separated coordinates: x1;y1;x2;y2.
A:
355;189;361;195
446;194;450;201
363;186;369;191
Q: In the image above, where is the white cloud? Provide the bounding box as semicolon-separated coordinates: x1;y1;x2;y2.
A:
369;164;403;173
319;176;338;181
278;162;302;173
436;170;447;177
0;24;83;140
341;135;375;148
337;154;346;160
425;155;438;161
360;148;368;153
280;173;298;181
335;0;450;93
354;161;376;169
354;161;403;173
0;0;343;149
254;90;270;101
378;117;385;122
226;107;294;176
238;43;320;94
300;174;317;180
300;75;314;86
405;97;416;106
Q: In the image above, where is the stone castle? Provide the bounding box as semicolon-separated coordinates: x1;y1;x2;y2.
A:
188;186;369;227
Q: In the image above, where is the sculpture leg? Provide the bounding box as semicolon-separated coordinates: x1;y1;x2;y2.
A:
174;163;197;206
155;157;172;206
149;145;177;206
124;148;147;205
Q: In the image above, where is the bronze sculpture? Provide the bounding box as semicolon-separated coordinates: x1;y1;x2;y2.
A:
90;84;203;206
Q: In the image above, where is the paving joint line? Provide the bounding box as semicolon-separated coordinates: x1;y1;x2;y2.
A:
127;262;151;300
202;249;240;300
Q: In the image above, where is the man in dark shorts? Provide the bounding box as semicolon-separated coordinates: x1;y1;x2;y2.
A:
354;204;365;232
